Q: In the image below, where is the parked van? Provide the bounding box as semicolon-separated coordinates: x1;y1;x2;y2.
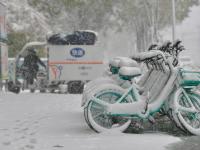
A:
12;31;105;93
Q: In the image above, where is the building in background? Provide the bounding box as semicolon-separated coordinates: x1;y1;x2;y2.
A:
0;2;8;90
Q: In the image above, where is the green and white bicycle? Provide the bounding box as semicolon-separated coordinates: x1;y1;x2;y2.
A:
83;47;200;135
81;57;139;107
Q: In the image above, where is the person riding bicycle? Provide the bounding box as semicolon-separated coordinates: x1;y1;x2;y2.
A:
22;48;46;85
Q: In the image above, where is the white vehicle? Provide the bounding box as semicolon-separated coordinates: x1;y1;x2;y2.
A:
48;44;104;93
12;31;104;93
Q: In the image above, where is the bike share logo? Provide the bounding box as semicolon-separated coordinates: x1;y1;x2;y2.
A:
70;47;85;58
51;65;63;80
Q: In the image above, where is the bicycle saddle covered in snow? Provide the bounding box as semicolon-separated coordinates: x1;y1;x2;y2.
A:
118;58;139;68
109;57;139;74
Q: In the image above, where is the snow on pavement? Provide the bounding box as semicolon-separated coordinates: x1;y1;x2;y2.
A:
0;92;180;150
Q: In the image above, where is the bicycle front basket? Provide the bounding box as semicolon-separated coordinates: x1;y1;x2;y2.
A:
180;70;200;86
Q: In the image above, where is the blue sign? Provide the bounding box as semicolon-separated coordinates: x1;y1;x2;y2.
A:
70;47;85;58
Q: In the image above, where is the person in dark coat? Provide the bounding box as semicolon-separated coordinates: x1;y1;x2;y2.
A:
22;48;46;85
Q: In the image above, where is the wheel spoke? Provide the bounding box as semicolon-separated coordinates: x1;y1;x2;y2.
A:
109;94;114;103
182;90;196;109
92;96;109;107
191;97;200;111
87;89;131;131
93;112;103;119
192;119;200;128
106;117;113;128
189;113;200;128
195;113;200;121
91;104;104;111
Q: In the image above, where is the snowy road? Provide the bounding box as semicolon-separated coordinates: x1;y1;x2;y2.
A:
0;92;180;150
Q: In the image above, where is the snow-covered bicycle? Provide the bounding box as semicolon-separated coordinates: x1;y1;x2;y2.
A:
82;42;172;128
82;42;171;129
81;42;169;107
84;48;200;135
81;57;139;106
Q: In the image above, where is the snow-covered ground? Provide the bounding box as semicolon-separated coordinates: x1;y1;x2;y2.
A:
0;91;180;150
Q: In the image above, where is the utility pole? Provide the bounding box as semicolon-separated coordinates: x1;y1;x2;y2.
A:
172;0;176;42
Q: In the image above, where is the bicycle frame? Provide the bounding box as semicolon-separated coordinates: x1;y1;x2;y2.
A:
89;51;180;119
170;68;200;113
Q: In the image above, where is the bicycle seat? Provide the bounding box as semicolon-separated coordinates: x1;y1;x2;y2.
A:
109;58;121;74
119;66;141;80
118;58;139;68
109;57;139;75
109;59;120;68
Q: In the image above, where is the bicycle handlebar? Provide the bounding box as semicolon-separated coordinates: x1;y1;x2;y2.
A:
148;44;158;51
172;39;182;48
132;50;168;63
132;40;185;68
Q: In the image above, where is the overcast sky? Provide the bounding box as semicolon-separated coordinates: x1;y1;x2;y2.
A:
163;5;200;65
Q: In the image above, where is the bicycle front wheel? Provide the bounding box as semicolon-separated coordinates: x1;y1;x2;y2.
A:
173;88;200;135
86;84;131;133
